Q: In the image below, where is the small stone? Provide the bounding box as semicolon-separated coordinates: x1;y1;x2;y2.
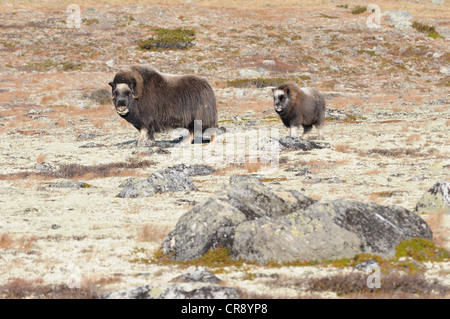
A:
118;169;197;198
415;180;450;214
171;267;222;283
262;60;276;66
440;67;450;75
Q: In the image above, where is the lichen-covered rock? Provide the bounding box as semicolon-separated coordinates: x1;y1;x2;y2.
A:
100;283;240;299
38;180;92;190
278;136;331;151
160;177;316;261
232;200;433;264
171;266;222;283
168;163;216;176
415;181;450;214
118;169;197;198
258;136;330;152
161;178;432;264
383;10;413;29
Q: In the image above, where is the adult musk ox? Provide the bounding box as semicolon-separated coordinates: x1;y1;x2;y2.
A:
109;66;218;145
272;83;326;140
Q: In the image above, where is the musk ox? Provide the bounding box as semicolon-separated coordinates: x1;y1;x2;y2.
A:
272;83;326;140
109;65;218;145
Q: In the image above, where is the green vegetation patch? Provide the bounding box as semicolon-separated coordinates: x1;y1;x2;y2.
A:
395;238;449;262
138;28;196;51
150;247;249;269
412;21;444;39
25;59;83;72
226;78;297;88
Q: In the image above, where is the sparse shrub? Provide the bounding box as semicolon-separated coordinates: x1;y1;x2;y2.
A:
351;5;367;15
151;246;248;269
366;147;422;157
307;272;447;297
84;89;111;106
82;18;99;26
115;15;134;27
138;28;196;50
0;159;155;181
61;61;82;71
0;278;99;299
412;21;444;39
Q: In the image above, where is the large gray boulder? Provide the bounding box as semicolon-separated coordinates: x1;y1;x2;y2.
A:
160;176;316;260
161;178;433;264
415;181;450;215
118;169;197;198
233;200;432;264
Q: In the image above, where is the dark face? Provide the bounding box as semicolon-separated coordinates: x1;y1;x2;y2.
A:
109;83;134;116
272;88;290;114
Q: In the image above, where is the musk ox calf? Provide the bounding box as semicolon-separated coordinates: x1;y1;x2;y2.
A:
272;83;326;140
109;65;218;145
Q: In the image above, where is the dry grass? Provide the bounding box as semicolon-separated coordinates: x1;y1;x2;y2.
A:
0;159;154;181
331;97;364;110
214;159;274;175
137;224;171;243
306;272;448;298
405;134;421;143
0;278;99;299
36;154;46;164
366;147;423;158
425;210;449;248
6;0;450;18
334;143;352;153
0;233;37;251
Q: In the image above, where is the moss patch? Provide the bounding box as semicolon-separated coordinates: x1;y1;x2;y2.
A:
138;28;196;51
395;238;449;262
151;247;248;269
412;21;444;39
351;5;367;15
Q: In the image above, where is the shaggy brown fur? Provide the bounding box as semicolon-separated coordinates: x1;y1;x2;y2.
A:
272;83;326;140
109;66;218;145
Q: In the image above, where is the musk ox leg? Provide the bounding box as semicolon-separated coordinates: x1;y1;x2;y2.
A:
290;126;299;138
301;125;313;140
315;124;324;140
180;131;194;146
137;127;154;146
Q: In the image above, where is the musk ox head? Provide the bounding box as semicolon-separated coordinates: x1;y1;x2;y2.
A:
272;86;291;115
109;68;144;116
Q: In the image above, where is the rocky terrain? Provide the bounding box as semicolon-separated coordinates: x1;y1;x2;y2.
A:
0;1;449;299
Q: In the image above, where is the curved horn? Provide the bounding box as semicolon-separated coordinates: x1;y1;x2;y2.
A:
130;69;144;100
